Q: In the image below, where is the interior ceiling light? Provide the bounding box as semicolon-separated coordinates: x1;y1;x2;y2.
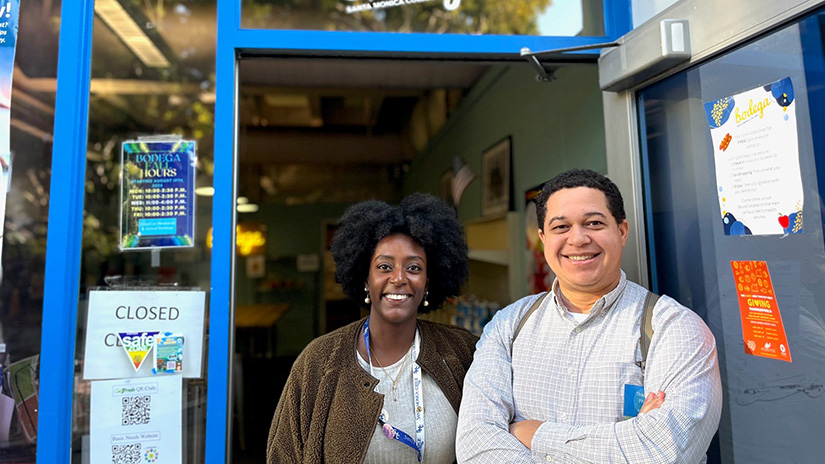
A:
95;0;171;68
237;196;249;205
237;204;259;213
10;118;53;142
194;186;214;197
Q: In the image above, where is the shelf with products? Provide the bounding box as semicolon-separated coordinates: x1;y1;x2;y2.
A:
466;249;509;266
423;212;524;334
419;295;501;337
463;211;521;305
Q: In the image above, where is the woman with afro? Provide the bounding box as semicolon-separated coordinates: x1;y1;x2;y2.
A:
267;193;478;464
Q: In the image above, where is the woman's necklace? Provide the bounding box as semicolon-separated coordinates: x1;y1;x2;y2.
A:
370;341;413;401
362;317;425;461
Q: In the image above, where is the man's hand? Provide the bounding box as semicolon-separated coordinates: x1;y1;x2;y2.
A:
509;420;542;449
507;392;665;450
640;390;665;414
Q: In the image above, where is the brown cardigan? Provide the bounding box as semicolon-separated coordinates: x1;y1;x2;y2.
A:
266;318;479;464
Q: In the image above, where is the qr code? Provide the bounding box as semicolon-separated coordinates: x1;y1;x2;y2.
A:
111;443;141;464
121;395;151;426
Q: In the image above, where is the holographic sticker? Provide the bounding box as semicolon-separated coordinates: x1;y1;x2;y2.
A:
117;331;160;372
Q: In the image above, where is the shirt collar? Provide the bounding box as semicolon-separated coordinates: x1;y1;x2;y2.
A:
551;270;627;318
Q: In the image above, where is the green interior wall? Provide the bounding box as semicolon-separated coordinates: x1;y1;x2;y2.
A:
403;63;607;297
234;203;349;356
233;64;607;355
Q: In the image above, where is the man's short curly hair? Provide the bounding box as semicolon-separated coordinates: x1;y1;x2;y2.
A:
330;193;468;313
535;169;626;230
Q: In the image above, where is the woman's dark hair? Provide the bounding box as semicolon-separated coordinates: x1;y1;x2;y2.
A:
535;169;626;230
330;193;468;313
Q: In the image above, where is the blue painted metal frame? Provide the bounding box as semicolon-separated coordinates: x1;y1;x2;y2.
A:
37;0;95;462
207;0;632;462
231;0;632;55
230;29;614;55
204;2;630;463
205;0;238;461
37;0;631;461
603;0;633;39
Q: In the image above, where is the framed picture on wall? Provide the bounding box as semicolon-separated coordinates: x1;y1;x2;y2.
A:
482;136;512;216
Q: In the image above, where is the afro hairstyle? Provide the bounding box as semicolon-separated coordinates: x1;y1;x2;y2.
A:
330;192;468;313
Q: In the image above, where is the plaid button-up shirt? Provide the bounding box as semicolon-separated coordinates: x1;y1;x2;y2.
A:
456;272;722;463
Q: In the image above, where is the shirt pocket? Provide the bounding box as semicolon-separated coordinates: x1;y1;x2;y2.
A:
577;361;644;422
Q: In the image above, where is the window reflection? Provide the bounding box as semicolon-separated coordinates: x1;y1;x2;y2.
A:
241;0;604;36
0;1;61;460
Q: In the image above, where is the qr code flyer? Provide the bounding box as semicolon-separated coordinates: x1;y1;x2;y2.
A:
90;376;182;464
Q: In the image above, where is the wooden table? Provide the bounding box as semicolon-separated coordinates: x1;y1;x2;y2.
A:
235;303;290;328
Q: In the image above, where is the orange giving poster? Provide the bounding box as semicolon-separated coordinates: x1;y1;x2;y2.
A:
730;261;791;362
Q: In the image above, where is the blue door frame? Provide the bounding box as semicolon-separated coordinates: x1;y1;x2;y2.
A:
37;0;631;461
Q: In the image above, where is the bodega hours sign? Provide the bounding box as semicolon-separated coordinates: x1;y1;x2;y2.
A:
83;290;206;380
120;139;197;250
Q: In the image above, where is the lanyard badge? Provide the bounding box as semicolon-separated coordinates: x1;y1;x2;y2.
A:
623;384;645;418
364;317;425;462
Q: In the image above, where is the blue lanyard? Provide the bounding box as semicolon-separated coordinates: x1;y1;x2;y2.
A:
363;317;425;462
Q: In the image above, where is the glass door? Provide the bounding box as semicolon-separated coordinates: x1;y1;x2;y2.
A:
639;9;825;463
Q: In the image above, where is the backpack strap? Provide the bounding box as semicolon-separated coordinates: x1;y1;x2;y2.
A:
511;292;550;355
512;291;659;371
637;291;660;371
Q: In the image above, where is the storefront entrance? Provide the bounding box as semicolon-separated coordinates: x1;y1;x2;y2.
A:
28;0;825;462
228;56;606;462
34;0;630;462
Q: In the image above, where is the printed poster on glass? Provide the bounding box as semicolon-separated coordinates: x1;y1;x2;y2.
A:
120;140;196;250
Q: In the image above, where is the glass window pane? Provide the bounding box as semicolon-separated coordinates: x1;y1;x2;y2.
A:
0;1;61;461
241;0;605;36
70;2;217;462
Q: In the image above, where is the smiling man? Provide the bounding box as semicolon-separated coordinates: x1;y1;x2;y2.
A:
456;169;722;463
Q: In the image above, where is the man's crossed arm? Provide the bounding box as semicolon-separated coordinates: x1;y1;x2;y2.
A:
456;300;722;464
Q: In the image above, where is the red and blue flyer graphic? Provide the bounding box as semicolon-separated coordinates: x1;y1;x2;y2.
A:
120;140;197;250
